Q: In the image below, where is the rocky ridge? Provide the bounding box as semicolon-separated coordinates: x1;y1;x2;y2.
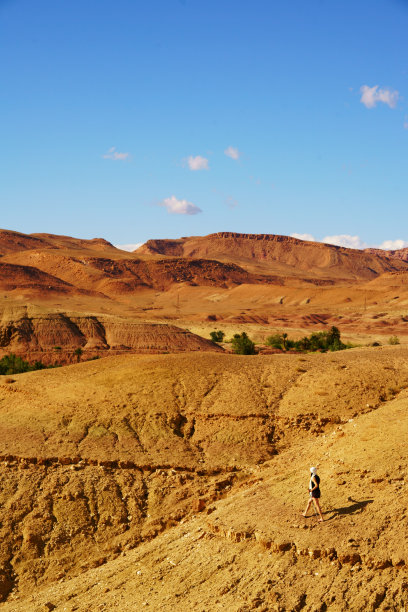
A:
136;232;408;280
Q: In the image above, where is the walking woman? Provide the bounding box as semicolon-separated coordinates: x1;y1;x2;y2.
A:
302;466;324;522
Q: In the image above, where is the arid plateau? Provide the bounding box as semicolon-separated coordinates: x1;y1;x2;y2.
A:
1;229;408;610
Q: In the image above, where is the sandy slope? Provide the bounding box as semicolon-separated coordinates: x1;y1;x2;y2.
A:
0;347;408;609
2;229;408;609
3;359;408;610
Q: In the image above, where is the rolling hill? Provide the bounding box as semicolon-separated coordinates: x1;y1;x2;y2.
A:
0;347;408;609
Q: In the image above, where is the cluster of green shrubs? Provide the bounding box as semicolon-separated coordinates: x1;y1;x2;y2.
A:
266;326;349;353
0;354;51;375
209;330;256;354
0;350;102;375
210;330;225;343
210;326;352;354
210;326;402;355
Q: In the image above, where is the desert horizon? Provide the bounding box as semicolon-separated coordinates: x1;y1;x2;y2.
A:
1;225;408;608
1;227;408;365
2;0;408;609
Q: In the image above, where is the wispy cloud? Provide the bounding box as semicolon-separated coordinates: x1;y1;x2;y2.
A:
360;85;399;109
103;146;130;161
159;195;202;215
225;195;239;209
322;234;368;249
224;146;241;160
379;239;408;250
186;155;209;171
114;243;143;252
290;233;316;242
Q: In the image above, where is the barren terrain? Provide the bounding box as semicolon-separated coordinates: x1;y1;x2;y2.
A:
0;347;408;610
1;228;408;610
2;229;408;364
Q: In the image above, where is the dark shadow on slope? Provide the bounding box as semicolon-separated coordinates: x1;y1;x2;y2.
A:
325;497;374;519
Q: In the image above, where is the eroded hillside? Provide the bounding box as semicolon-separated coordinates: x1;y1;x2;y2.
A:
0;305;221;363
0;347;408;608
8;385;408;612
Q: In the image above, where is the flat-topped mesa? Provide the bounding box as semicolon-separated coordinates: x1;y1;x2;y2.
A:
136;232;408;280
207;232;324;245
137;233;326;253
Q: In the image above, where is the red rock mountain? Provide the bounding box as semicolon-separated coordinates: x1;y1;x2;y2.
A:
136;232;408;280
2;228;408;361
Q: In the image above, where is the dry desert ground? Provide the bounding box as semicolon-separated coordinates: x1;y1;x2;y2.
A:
1;230;408;610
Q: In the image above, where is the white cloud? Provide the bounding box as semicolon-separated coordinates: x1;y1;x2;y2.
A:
378;239;408;250
360;85;399;109
159;195;202;215
322;234;368;249
290;232;408;251
103;146;130;161
290;233;316;242
186;155;209;171
114;243;143;252
224;146;241;160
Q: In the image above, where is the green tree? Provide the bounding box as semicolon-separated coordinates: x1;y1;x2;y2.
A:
74;347;83;362
0;353;30;375
231;332;257;355
296;336;311;351
266;334;283;349
32;360;46;370
326;326;345;351
210;330;225;343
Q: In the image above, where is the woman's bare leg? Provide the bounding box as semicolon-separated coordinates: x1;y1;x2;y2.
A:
302;499;312;516
312;498;324;522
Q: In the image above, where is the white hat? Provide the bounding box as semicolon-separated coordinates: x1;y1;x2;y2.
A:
310;466;317;475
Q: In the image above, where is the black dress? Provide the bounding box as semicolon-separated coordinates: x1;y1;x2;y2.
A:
310;475;321;498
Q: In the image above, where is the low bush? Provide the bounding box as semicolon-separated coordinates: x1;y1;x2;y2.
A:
389;336;400;345
210;330;225;343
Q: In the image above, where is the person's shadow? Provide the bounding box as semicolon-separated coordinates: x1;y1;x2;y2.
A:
325;497;374;519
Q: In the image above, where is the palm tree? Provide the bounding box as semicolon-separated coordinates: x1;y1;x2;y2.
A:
74;347;83;363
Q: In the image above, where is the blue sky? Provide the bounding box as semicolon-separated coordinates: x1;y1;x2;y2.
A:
1;0;408;249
